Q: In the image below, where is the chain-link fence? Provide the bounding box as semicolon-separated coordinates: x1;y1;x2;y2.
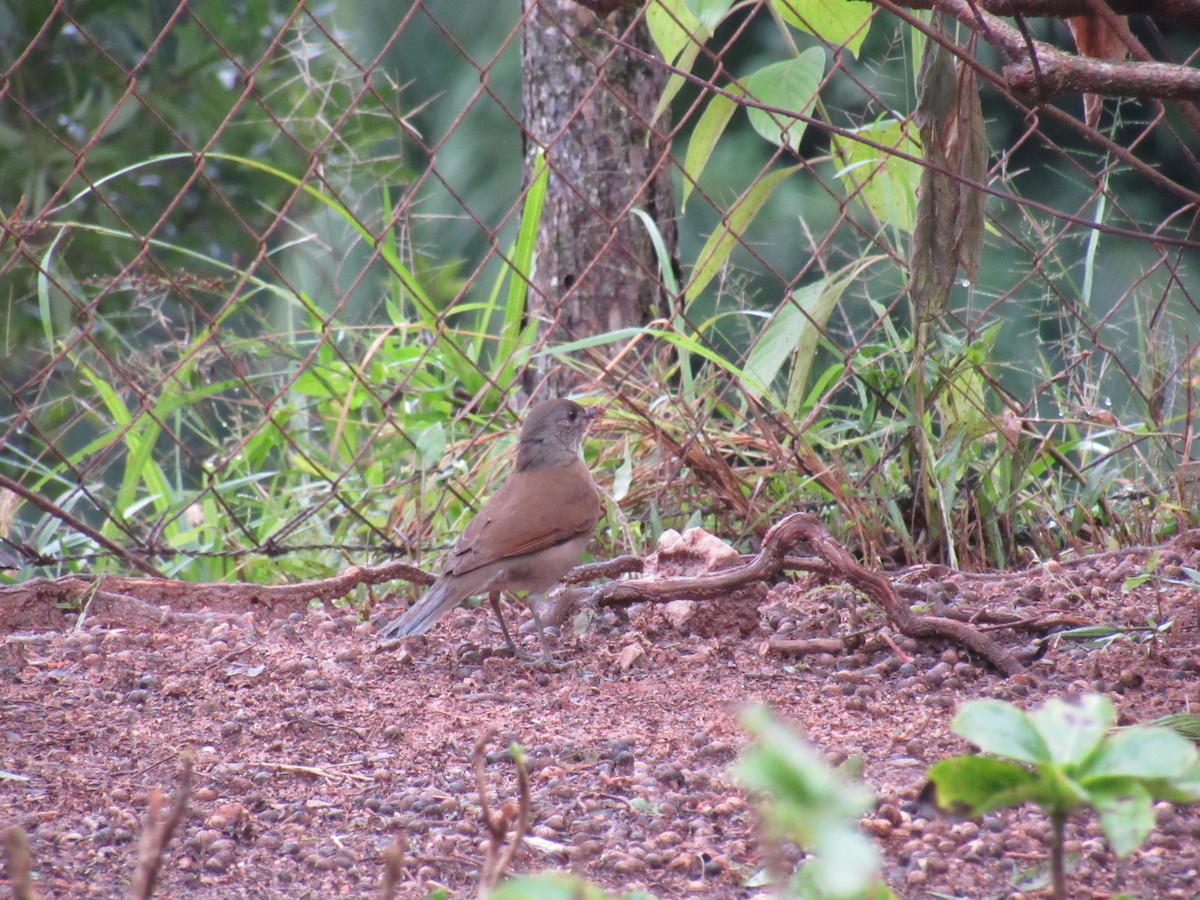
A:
2;1;1198;588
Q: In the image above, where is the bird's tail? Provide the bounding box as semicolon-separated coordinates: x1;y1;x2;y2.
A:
376;578;464;640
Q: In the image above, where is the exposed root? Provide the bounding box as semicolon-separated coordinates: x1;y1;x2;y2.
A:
589;513;1022;675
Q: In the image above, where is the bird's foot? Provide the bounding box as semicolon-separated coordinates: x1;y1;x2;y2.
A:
492;635;568;668
531;629;569;669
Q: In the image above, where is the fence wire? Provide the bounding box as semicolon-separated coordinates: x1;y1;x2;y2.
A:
1;0;1198;582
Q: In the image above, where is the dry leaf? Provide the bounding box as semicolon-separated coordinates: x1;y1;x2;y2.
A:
1068;15;1129;127
910;27;987;322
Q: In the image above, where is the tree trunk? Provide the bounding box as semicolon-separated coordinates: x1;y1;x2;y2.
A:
521;0;677;396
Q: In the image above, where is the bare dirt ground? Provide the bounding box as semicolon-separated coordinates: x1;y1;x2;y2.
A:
4;534;1200;899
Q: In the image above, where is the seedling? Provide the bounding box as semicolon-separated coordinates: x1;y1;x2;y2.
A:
928;693;1200;900
1044;617;1172;651
733;705;895;900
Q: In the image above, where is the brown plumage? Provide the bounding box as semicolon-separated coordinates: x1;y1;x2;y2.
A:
377;399;601;664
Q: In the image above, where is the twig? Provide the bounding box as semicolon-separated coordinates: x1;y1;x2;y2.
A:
475;729;531;898
379;833;407;900
0;472;165;577
252;761;373;783
761;637;846;656
4;826;38;900
131;751;193;900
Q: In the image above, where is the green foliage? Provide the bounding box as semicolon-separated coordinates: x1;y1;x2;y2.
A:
4;0;1195;580
831;118;921;235
1045;618;1172;651
929;694;1200;897
492;873;655;899
734;705;893;900
645;0;1197;563
4;113;549;582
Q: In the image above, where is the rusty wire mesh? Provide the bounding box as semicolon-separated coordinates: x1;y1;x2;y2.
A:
1;1;1198;585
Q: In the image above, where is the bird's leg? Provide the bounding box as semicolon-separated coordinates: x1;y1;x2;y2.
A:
487;592;540;662
528;598;568;669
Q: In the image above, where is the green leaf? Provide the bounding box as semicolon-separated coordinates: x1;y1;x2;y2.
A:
504;148;549;347
1082;725;1199;781
1029;694;1114;767
1089;781;1154;857
491;873;610;900
1146;713;1200;743
832;118;920;234
681;90;740;211
631;207;679;294
926;756;1041;815
685;0;734;30
652;43;705;126
742;51;825;153
413;422;447;469
807;827;883;897
646;0;704;66
685;164;800;304
771;0;873;57
742;271;850;409
1167;760;1200;801
612;439;634;502
735;706;881;896
647;0;710;125
951;700;1051;765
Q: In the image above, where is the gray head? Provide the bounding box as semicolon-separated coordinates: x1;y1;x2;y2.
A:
515;399;599;469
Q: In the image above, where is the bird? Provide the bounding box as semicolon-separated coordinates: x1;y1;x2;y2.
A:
377;398;602;664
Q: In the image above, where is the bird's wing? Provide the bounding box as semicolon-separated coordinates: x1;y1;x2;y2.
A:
445;463;600;576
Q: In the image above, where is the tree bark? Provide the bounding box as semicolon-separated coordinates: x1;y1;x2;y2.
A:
521;0;677;396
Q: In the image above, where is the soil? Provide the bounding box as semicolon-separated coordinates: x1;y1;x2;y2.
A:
4;536;1200;899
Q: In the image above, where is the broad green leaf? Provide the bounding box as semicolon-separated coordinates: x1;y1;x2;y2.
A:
736;705;868;813
784;269;856;411
686;0;734;30
1083;725;1199;781
686;164;800;304
926;756;1041;815
772;0;873;57
653;42;705;126
952;699;1051;765
647;0;708;123
742;51;825;153
647;0;704;66
809;827;882;896
413;422;447;469
832;118;920;234
1089;781;1155;857
743;272;849;409
1029;694;1113;767
1167;761;1200;801
735;706;881;896
682;90;740;211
